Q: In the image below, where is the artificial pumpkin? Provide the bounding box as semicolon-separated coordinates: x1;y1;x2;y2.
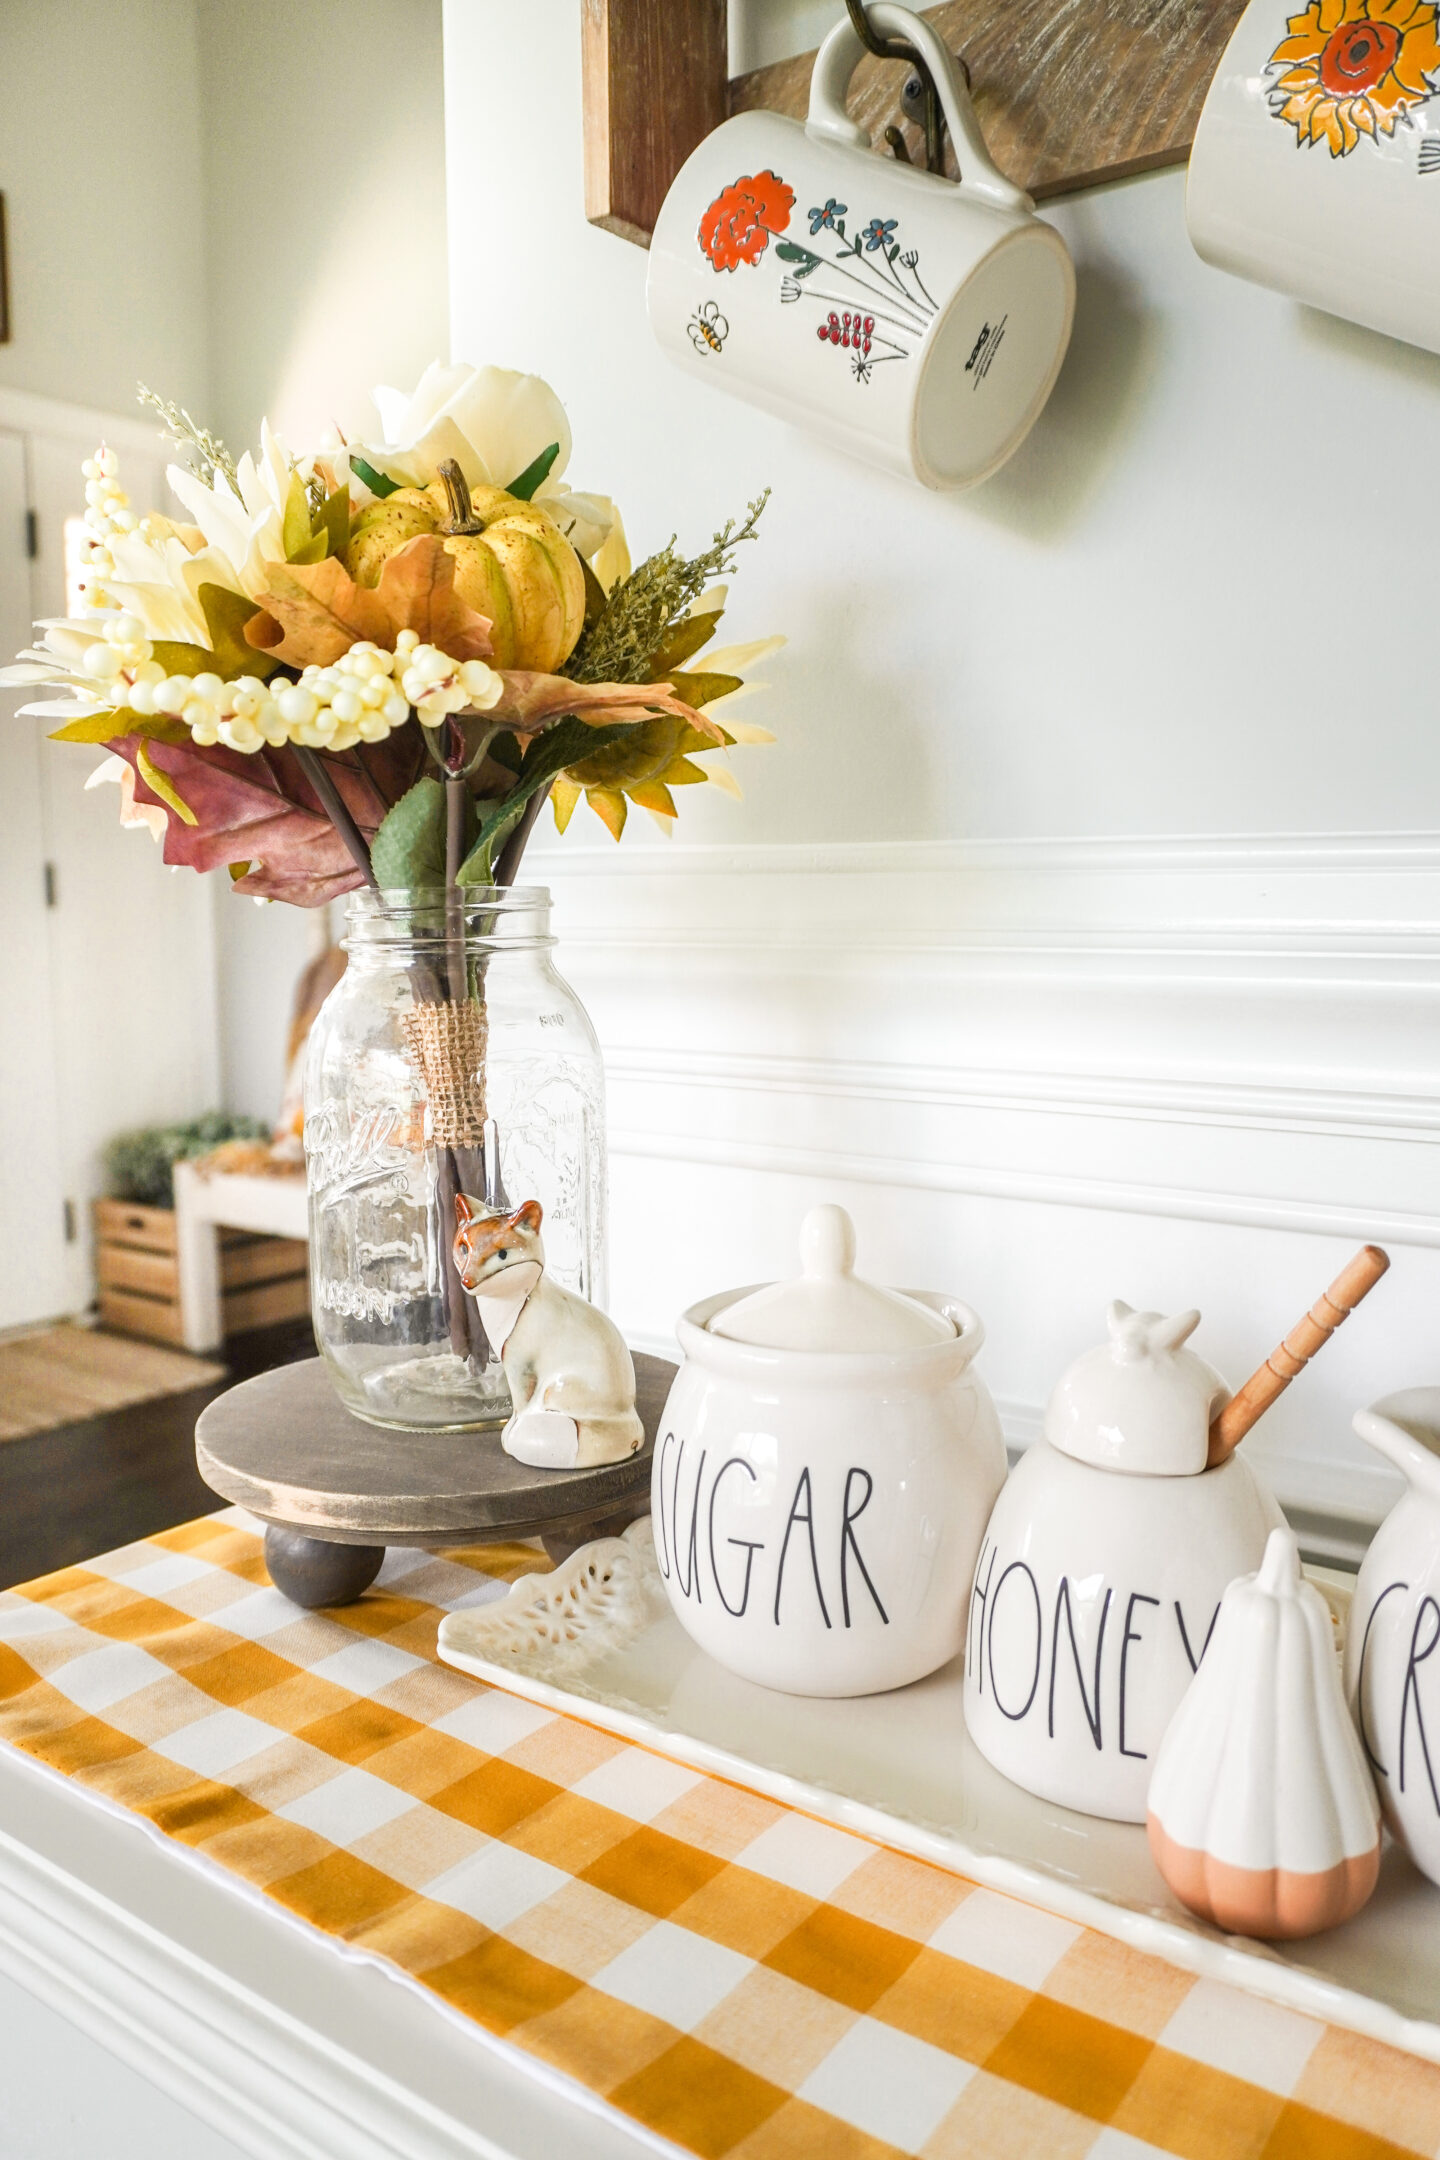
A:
1147;1527;1381;1940
346;460;586;673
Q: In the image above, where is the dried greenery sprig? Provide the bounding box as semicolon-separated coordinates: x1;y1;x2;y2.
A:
566;489;770;686
136;383;242;498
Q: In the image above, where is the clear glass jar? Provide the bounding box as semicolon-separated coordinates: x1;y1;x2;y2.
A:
303;886;607;1431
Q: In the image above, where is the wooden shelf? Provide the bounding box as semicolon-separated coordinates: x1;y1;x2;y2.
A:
583;0;1245;244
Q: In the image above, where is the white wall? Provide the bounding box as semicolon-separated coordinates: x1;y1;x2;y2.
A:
194;0;450;1120
0;0;208;417
443;0;1440;1546
196;0;448;453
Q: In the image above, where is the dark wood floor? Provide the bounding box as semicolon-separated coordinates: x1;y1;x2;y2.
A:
0;1319;316;1590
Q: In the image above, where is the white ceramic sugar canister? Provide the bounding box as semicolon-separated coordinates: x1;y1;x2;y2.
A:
652;1206;1006;1696
963;1303;1285;1823
1345;1389;1440;1886
646;4;1074;489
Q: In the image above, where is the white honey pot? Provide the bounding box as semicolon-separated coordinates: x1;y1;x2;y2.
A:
652;1206;1006;1696
964;1248;1389;1824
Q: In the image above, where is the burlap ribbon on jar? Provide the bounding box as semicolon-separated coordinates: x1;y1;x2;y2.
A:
398;999;488;1150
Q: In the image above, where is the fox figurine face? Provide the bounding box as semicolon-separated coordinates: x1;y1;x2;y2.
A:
453;1196;544;1294
451;1190;643;1472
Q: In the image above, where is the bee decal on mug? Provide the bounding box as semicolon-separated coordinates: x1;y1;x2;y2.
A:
688;300;729;354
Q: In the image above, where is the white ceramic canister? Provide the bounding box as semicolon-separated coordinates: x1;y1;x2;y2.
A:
1187;0;1440;355
1345;1388;1440;1885
651;1206;1006;1696
646;4;1075;490
963;1303;1285;1823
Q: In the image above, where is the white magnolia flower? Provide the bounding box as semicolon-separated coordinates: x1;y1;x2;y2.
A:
352;360;622;567
360;361;573;493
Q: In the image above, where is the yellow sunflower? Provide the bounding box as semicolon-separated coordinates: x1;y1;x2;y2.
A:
552;587;780;839
1268;0;1440;154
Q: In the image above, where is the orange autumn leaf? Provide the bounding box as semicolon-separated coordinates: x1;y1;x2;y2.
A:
245;536;494;667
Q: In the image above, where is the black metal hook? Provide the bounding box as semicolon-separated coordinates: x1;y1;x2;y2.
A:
843;0;950;174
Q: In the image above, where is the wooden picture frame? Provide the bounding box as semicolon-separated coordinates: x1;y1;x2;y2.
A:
582;0;1247;246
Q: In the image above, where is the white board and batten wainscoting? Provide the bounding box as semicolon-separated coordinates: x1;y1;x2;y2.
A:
445;0;1440;1574
536;832;1440;1567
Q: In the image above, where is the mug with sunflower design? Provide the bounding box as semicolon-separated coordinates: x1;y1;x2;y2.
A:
646;4;1074;491
1188;0;1440;353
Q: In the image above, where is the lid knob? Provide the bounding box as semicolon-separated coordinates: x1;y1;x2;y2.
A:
800;1204;856;1280
707;1205;956;1353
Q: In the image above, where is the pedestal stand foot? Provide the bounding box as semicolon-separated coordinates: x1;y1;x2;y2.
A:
541;1501;649;1568
265;1527;385;1608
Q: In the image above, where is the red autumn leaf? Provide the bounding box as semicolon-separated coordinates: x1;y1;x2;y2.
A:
111;729;425;906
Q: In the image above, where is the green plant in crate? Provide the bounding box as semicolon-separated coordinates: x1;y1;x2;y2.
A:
105;1114;270;1210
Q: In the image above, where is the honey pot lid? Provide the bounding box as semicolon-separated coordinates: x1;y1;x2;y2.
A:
1045;1302;1231;1477
708;1205;955;1353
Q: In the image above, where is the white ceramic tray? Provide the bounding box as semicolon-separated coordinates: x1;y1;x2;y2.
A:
438;1523;1440;2062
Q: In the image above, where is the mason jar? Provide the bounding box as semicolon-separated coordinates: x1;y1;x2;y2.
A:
303;885;607;1431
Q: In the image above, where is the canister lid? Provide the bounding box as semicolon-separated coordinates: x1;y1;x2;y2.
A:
1044;1302;1231;1477
708;1205;955;1353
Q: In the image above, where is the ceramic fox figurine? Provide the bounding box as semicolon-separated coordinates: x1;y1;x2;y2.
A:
453;1194;644;1470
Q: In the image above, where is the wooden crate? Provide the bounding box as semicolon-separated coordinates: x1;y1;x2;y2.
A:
94;1198;309;1347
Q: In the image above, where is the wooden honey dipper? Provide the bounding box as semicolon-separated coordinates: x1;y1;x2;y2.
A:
1206;1244;1390;1468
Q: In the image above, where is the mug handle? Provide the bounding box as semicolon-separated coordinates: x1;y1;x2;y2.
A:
807;2;1033;216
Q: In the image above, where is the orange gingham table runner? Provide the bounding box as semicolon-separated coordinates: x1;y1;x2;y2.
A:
1;1510;1437;2160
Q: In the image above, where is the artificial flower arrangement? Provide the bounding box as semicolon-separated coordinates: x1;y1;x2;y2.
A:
1;362;782;1420
1;362;780;904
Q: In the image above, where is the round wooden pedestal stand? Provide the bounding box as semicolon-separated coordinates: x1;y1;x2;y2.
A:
195;1354;674;1608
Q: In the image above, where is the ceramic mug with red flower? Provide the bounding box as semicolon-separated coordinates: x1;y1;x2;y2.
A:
1188;0;1440;354
646;4;1074;491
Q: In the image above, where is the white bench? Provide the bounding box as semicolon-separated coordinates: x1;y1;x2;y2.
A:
172;1161;309;1355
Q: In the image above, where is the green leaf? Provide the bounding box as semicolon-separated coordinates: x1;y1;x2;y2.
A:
580;556;608;632
136;741;197;824
456;719;634;887
47;710;190;746
504;442;560;502
282;471;313;562
665;668;743;707
371;776;446;889
197;584;282;681
457;798;525;888
150;639;218;677
47;709;124;743
286;528;330;566
775;243;819;275
313;482;350;560
352;456;398;499
647;607;724;678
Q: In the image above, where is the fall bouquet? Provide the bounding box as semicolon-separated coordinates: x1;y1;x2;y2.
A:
2;362;779;898
2;362;780;1391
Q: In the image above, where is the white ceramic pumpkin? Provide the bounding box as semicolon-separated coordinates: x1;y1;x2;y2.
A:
1148;1527;1381;1939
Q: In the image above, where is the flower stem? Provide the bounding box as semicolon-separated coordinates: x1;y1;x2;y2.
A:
494;783;551;887
292;745;378;890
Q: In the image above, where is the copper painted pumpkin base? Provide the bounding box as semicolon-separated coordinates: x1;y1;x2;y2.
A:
1148;1816;1380;1940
